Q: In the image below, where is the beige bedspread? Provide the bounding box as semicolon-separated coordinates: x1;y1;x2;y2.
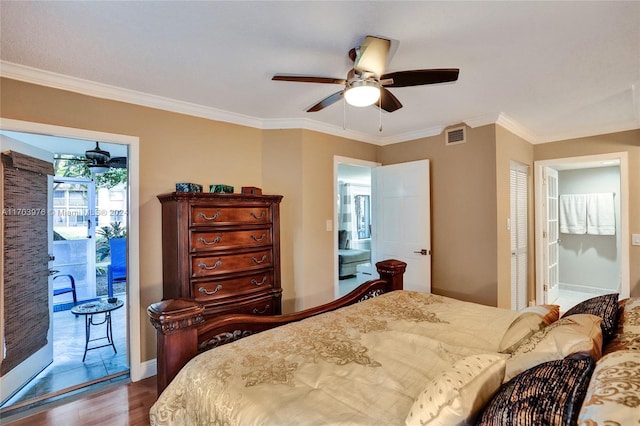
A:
150;291;520;426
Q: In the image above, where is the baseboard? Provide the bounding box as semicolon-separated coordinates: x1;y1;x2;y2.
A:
132;359;157;381
559;282;613;295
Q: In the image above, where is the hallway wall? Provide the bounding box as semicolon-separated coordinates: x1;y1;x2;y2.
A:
558;166;621;293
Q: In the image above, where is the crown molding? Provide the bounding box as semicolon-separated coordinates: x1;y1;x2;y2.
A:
1;61;266;129
260;117;378;144
2;61;559;146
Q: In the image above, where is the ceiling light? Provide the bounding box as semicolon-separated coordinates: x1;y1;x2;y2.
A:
344;80;381;107
88;164;109;174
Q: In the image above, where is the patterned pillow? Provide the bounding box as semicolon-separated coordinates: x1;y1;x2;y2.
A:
476;356;595;426
520;304;560;325
405;353;506;426
561;293;619;341
603;297;640;354
499;313;548;354
578;350;640;425
504;314;603;382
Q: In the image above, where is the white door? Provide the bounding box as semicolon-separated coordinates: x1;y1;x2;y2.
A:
510;162;528;310
0;137;54;405
372;160;431;292
544;167;560;303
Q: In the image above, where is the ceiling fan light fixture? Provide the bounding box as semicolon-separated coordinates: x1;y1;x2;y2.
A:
88;164;109;174
344;80;381;107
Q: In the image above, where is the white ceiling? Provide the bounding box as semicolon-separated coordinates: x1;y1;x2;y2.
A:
1;1;639;145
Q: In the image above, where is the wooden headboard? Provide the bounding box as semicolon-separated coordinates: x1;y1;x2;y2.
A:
148;259;407;394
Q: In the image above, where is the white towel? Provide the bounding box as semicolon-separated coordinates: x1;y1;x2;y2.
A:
559;194;587;234
586;193;615;235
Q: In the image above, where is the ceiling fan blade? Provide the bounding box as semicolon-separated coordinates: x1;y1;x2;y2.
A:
354;36;391;77
381;69;459;87
272;75;346;85
307;91;344;112
377;88;403;113
108;157;127;169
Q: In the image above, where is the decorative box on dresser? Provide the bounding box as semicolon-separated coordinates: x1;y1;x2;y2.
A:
157;192;283;317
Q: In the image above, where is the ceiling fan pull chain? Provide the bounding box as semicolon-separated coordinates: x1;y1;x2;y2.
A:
343;98;347;130
379;100;383;132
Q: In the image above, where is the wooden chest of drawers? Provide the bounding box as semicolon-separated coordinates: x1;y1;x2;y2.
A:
157;192;283;317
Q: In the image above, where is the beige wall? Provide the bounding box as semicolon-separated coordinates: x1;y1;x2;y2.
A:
263;128;377;311
534;130;640;298
0;77;377;363
377;124;500;306
495;126;535;308
2;76;638;366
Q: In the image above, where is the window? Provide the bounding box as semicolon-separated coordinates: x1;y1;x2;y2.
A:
354;195;371;239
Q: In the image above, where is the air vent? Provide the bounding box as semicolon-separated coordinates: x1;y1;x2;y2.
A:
445;126;466;146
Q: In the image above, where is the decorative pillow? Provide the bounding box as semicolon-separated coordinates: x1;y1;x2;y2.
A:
405;353;506;426
578;350;640;425
561;293;619;341
476;356;595;426
499;313;548;354
603;297;640;354
504;314;603;382
520;304;560;325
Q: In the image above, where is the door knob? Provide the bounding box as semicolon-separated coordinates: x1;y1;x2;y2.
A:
413;249;430;256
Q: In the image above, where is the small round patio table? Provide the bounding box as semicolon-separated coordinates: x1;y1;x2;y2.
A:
71;299;124;362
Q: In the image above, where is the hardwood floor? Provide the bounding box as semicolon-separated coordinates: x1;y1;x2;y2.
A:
4;376;157;426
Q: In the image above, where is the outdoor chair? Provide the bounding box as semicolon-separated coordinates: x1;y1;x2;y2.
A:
107;237;127;298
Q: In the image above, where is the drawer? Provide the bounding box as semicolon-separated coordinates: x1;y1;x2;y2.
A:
192;271;274;302
191;206;271;226
190;228;272;252
203;294;278;317
192;249;272;277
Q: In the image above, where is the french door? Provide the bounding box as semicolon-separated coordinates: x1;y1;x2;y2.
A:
51;178;97;302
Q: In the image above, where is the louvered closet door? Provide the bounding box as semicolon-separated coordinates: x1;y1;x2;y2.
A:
510;162;529;310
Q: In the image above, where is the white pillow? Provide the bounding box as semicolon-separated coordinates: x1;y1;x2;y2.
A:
405;353;506;426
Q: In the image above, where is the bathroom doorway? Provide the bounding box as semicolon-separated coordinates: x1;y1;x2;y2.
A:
535;152;630;312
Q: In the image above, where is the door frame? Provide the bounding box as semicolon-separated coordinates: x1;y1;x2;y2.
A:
0;118;147;382
333;156;380;299
534;152;630;304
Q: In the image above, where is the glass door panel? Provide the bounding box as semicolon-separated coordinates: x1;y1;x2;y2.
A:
52;178;96;303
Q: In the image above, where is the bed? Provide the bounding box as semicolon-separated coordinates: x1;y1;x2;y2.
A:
148;259;640;425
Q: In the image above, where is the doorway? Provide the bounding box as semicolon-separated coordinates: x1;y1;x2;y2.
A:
535;152;630;312
335;161;375;297
0;126;137;418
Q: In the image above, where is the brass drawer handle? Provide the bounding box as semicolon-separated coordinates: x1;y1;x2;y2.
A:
250;276;267;286
198;259;222;270
198;211;221;221
251;255;267;264
198;284;222;295
250;233;266;242
252;304;270;315
197;236;222;245
250;211;266;220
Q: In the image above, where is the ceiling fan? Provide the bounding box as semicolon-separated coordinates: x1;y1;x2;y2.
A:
84;142;126;171
272;35;459;113
56;142;127;173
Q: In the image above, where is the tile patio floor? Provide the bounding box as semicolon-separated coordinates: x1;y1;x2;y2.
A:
1;296;129;416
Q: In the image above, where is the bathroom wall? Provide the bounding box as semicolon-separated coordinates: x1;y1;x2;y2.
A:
558;166;621;293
